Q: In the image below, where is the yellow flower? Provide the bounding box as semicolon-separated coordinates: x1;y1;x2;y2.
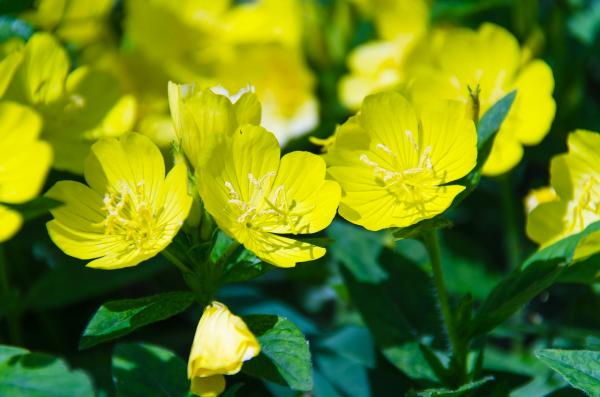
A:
0;102;52;242
124;0;229;82
406;23;556;176
526;130;600;260
198;125;341;268
188;301;260;397
222;0;303;49
326;92;477;231
1;32;136;173
46;133;192;269
338;0;430;110
23;0;114;47
215;45;318;145
168;82;260;170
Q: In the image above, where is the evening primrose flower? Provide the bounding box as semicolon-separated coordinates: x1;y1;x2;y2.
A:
168;82;260;170
406;23;556;176
526;130;600;260
327;92;477;231
198;125;341;267
0;102;52;242
46;133;192;269
339;0;430;109
188;302;260;397
22;0;113;47
1;32;136;173
215;45;318;145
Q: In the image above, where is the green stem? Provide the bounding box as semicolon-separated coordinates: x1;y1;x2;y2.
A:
161;247;192;275
422;230;464;376
0;245;21;345
499;174;521;269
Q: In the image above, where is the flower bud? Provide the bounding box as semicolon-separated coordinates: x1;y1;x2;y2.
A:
188;302;260;397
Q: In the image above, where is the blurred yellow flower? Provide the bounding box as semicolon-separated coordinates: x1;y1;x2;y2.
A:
327;92;476;231
198;125;340;267
188;301;259;397
216;45;318;144
1;32;136;173
124;0;229;82
338;0;429;109
46;133;192;269
406;23;556;176
524;186;557;214
168;82;260;169
526;130;600;260
0;102;52;242
23;0;114;47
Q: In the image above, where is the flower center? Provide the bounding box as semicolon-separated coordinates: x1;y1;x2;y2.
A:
225;172;313;234
360;130;438;208
100;180;161;251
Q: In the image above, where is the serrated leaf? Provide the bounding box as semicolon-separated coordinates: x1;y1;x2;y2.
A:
80;291;195;349
112;343;190;397
242;315;313;391
0;352;94;397
537;349;600;397
416;376;494;397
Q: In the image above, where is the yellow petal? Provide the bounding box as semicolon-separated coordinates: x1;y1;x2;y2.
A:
265;151;341;234
86;133;165;204
481;130;524;176
0;51;22;97
245;231;326;268
11;32;69;105
188;302;260;378
190;375;225;397
0;102;52;204
418;100;477;183
168;82;237;169
234;92;261;126
509;60;555;146
526;201;569;247
157;162;193;235
359;92;420;169
0;205;22;242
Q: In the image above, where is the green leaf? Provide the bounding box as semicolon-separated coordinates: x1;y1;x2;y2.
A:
8;197;61;222
327;220;388;283
468;259;563;338
431;0;510;21
242;315;313;391
338;244;444;381
26;249;166;309
80;291;195;349
523;221;600;269
0;345;28;362
222;383;244;397
317;326;375;368
416;376;494;397
476;90;517;166
392;217;453;241
315;352;370;397
470;221;600;337
112;343;190;397
536;349;600;397
0;352;94;397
